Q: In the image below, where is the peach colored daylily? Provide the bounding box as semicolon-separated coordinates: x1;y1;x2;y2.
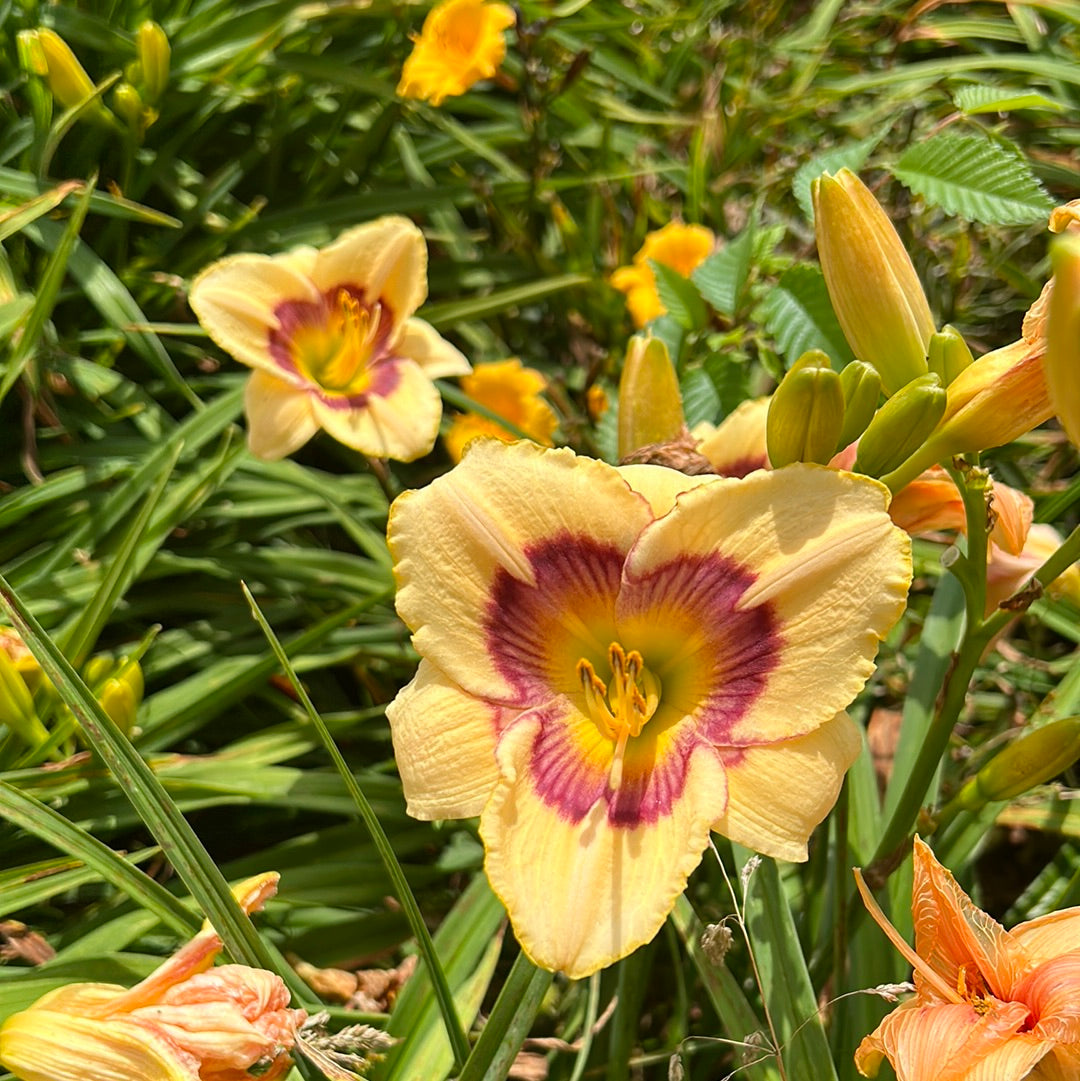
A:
610;222;715;327
0;875;305;1081
856;837;1080;1080
444;358;557;462
387;439;911;978
189;217;470;461
986;523;1080;614
397;0;515;106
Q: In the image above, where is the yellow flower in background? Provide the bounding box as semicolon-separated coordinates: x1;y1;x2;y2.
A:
386;440;911;977
444;359;557;462
397;0;515;106
0;875;305;1081
611;222;715;327
856;838;1080;1081
189;217;470;462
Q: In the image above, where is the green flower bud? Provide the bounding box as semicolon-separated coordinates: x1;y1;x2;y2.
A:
854;372;947;478
135;20;170;105
617;335;685;459
1045;234;1080;449
837;360;882;451
956;717;1080;807
16;30;48;77
766;350;845;467
0;648;48;747
927;325;975;386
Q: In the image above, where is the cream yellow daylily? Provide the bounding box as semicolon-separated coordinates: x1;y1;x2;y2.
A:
0;875;305;1081
189;217;470;461
386;440;911;978
693;397;771;477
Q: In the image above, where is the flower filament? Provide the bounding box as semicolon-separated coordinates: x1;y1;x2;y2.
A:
294;293;383;394
577;642;661;792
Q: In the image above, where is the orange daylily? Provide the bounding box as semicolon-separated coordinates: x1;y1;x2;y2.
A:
856;837;1080;1080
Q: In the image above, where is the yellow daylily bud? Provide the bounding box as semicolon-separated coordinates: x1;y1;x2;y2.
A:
135;20;170;104
813;169;936;394
926;324;974;386
16;30;48;76
617;335;685;459
85;655;144;737
854;372;947;478
1044;233;1080;449
766;350;845;467
0;648;49;747
111;81;143;127
837;360;882;451
35;28;96;110
955;718;1080;809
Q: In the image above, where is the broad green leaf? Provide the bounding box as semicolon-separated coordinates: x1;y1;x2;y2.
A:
692;227;754;318
792;132;882;221
761;264;852;368
892;132;1052;225
652;260;709;331
681;365;721;428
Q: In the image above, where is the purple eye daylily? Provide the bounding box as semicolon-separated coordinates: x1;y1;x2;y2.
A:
386;440;912;978
189;216;470;461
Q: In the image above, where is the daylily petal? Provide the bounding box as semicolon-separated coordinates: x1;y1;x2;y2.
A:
694;397;771;478
1011;908;1080;964
620;464;911;745
616;463;718;517
389;441;653;702
386;659;520;819
189;254;321;373
1030;1042;1080;1081
480;710;728;979
712;710;860;861
243;370;320;460
1015;952;1080;1044
398;317;471;378
856;999;1046;1081
310;359;442;460
310;218;427;324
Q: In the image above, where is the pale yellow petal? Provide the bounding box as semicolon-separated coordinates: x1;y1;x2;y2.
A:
310;360;442;461
243;371;320;460
398;317;471;378
189;254;320;372
695;397;771;478
616;463;719;517
1011;906;1080;964
480;713;728;979
386;659;520;819
310;217;427;324
388;442;652;703
712;711;860;861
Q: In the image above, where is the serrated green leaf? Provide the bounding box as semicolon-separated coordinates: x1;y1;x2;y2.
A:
793;132;883;221
952;84;1064;115
651;260;708;331
761;264;852;368
892;132;1052;225
681;366;721;428
691;228;753;318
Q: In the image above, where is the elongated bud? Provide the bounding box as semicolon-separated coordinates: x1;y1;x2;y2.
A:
837;360;881;450
955;718;1080;808
927;324;975;386
766;350;845;467
35;28;96;109
135;21;170;103
86;656;144;737
813;169;935;394
0;650;48;748
16;30;48;76
1044;234;1080;449
111;81;143;127
854;372;947;478
617;335;685;458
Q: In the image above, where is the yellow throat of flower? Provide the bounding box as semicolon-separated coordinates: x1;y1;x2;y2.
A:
293;294;382;395
577;642;661;791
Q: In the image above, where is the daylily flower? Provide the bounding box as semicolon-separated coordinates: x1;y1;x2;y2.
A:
386;439;911;977
397;0;515;107
693;398;771;477
189;217;470;461
0;874;306;1081
610;222;716;327
986;523;1080;614
444;358;557;462
856;837;1080;1080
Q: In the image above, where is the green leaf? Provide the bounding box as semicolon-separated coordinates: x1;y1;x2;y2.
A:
952;84;1064;115
422;274;591;328
651;260;708;331
692;227;754;318
892;132;1053;225
681;366;721;428
792;132;882;221
761;264;852;368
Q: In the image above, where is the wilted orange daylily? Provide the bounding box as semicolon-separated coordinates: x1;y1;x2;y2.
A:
387;439;911;978
0;874;305;1081
444;358;557;462
610;222;715;327
397;0;515;106
189;217;470;462
856;837;1080;1080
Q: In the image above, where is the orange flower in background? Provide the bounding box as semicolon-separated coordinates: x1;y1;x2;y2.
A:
611;222;715;327
444;359;558;462
856;838;1080;1081
397;0;515;106
189;217;470;462
0;875;305;1081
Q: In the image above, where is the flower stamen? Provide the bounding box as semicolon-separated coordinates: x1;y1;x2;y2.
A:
294;294;383;395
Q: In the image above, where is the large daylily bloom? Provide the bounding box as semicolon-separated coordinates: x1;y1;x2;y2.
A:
856;838;1080;1080
0;875;305;1081
387;440;911;977
189;217;470;461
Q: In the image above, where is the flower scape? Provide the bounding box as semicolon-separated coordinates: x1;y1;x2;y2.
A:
6;6;1080;1081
